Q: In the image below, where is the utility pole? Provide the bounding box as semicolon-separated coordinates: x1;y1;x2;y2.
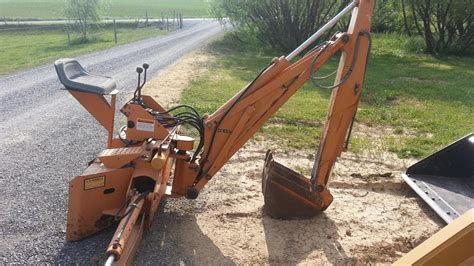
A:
113;19;117;44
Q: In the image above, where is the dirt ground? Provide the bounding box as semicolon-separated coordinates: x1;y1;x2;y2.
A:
139;49;443;264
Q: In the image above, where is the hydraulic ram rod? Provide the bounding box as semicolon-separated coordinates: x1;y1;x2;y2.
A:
285;1;357;61
105;255;115;266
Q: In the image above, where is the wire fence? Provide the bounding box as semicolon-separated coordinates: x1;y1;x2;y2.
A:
0;11;184;34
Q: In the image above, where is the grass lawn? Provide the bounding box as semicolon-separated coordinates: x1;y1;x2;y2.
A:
0;25;170;75
0;0;209;19
180;34;474;159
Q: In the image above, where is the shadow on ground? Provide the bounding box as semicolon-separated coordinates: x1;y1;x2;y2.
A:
263;212;353;265
133;200;235;265
54;226;115;264
54;199;234;265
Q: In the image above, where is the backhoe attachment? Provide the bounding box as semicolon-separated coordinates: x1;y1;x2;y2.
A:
55;0;376;264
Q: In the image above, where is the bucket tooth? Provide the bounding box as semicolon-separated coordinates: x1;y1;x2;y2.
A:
261;150;333;219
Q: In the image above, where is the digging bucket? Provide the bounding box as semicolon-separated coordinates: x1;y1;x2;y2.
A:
261;150;333;219
402;132;474;223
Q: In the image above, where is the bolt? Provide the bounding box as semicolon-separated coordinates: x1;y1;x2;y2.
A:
341;34;350;43
354;83;360;94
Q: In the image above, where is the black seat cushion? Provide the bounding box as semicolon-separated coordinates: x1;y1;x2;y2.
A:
54;58;116;95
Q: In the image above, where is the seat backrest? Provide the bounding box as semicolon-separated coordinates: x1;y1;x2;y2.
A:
54;58;116;95
63;60;85;79
54;58;85;85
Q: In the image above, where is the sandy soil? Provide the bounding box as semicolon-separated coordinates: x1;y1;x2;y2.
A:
136;48;443;265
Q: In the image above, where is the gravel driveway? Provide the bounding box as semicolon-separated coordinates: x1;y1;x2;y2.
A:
0;19;222;264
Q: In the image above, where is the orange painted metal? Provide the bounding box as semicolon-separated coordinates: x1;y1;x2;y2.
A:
184;0;374;217
98;147;144;169
113;214;145;266
105;192;146;262
196;36;344;183
61;0;376;263
141;95;167;113
312;0;374;191
172;135;195;151
69;90;117;148
66;163;134;241
171;160;198;197
120;102;169;141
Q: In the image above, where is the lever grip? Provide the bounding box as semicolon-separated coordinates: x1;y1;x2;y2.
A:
136;67;143;73
143;63;149;69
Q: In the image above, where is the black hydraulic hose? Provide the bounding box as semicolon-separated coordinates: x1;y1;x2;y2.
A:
116;191;149;241
310;31;372;90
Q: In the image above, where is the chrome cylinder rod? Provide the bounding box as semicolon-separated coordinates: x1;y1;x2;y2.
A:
285;1;357;61
105;254;115;266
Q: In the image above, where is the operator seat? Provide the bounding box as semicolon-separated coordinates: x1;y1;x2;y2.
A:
54;58;116;95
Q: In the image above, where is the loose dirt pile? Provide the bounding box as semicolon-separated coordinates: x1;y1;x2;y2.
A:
136;48;443;264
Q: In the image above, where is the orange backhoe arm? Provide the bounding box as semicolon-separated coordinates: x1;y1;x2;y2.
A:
189;0;374;196
54;1;375;263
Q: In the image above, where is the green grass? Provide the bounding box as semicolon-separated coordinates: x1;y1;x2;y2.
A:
180;33;474;158
0;0;210;19
0;25;169;75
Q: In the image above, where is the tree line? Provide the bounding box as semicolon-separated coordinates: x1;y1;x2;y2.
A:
212;0;473;55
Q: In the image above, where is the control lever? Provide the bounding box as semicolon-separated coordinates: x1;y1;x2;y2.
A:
133;63;149;102
142;63;149;87
136;67;143;89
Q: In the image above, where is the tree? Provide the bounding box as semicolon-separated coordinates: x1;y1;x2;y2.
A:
213;0;472;54
65;0;102;41
371;0;402;33
212;0;350;52
408;0;473;53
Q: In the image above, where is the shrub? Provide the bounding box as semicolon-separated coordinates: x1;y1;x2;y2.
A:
404;36;426;53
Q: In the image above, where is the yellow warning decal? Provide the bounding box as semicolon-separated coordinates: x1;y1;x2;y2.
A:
84;176;105;190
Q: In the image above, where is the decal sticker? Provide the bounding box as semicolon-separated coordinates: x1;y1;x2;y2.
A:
84;176;105;190
136;119;155;132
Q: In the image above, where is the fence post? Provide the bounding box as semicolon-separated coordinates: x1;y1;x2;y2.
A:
113;19;117;44
145;11;149;25
180;14;183;29
173;10;176;25
66;28;71;45
3;16;6;25
166;17;169;31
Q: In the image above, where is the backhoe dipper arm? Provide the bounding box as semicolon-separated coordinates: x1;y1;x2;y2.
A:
188;0;374;197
